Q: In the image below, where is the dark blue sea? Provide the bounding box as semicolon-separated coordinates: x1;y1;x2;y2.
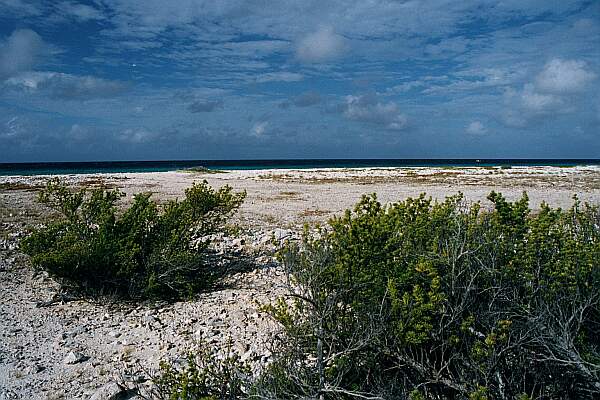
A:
1;159;599;176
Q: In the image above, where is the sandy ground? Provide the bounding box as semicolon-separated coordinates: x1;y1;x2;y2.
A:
1;165;600;399
3;165;600;227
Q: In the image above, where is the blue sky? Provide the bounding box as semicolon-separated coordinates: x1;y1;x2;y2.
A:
0;0;599;162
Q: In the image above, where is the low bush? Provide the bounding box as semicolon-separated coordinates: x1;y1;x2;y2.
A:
21;178;245;299
151;344;250;400
257;192;600;399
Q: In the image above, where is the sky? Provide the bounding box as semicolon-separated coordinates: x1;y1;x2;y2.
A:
0;0;599;162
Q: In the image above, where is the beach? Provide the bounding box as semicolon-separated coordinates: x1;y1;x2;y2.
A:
3;165;600;228
2;165;600;399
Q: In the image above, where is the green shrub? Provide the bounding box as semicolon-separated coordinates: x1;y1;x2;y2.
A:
21;178;245;299
151;344;250;400
258;192;600;399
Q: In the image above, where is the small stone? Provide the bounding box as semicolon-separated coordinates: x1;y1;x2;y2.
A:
63;351;89;365
25;364;45;374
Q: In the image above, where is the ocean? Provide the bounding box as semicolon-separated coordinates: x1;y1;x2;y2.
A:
1;159;599;176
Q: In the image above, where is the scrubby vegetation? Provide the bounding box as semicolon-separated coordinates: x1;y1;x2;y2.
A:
20;178;245;299
258;192;600;399
21;182;600;398
156;192;600;399
151;344;250;400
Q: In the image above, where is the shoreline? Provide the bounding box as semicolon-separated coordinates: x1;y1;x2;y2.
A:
2;159;600;177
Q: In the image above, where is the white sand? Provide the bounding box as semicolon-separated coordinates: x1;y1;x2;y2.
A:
3;165;600;228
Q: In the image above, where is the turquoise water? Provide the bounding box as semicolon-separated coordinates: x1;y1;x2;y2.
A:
0;159;598;176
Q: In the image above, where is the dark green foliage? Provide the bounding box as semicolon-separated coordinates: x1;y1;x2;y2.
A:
21;178;245;299
258;192;600;399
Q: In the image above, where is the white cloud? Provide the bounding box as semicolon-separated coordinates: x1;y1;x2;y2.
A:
68;124;93;141
55;1;105;22
296;26;347;63
0;0;45;17
535;58;596;94
250;121;268;137
0;29;47;79
0;114;41;145
466;121;487;135
519;83;562;112
4;72;128;100
254;71;304;83
118;127;158;143
341;94;407;130
499;58;596;127
424;36;468;57
2;116;20;138
501;83;567;127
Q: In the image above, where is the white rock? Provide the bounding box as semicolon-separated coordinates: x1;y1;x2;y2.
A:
89;381;127;400
63;351;88;365
240;349;254;362
273;228;291;241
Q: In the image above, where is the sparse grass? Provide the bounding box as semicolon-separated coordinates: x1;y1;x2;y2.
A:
224;223;248;236
0;182;43;191
278;191;301;196
262;214;279;225
299;208;331;217
272;191;303;201
251;167;600;190
78;178;118;190
122;345;136;359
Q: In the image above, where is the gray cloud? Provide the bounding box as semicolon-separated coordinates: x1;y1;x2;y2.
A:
340;94;408;131
4;72;129;100
293;91;322;107
0;29;48;79
188;99;224;113
281;91;323;108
